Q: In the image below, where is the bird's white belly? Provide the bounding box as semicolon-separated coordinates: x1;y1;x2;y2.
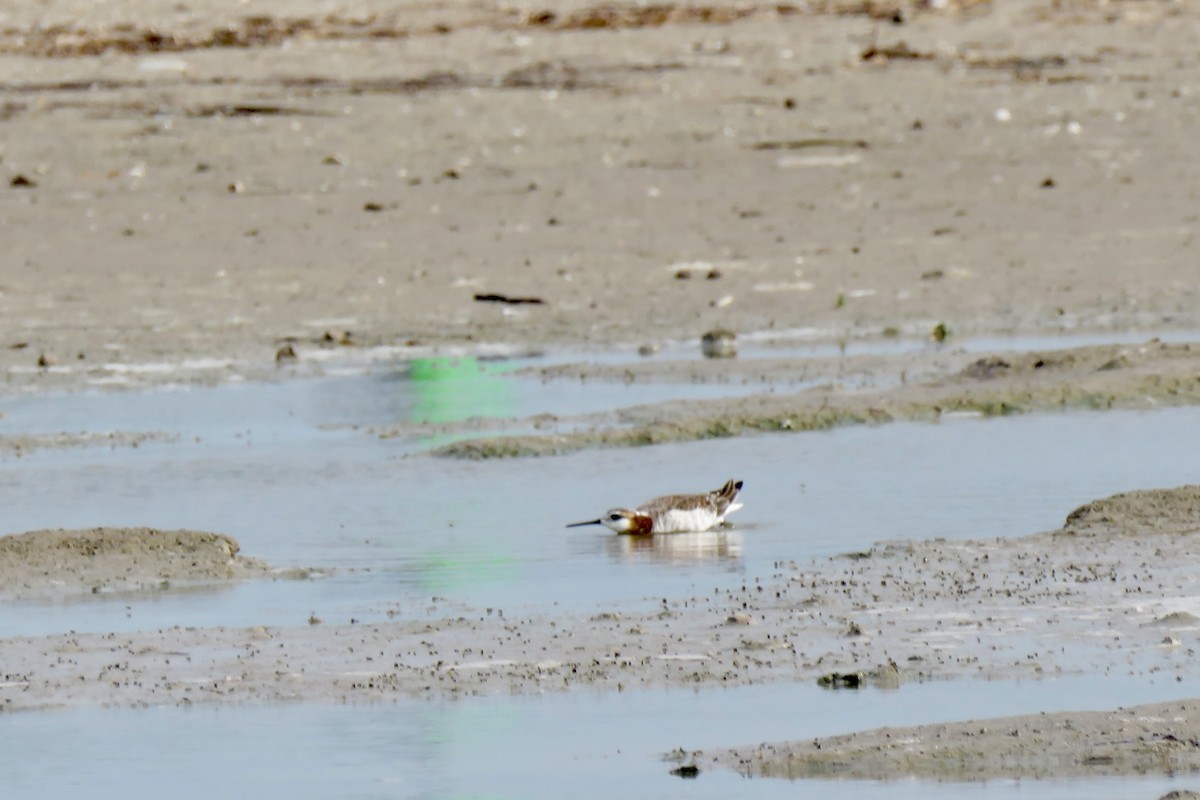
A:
652;507;721;533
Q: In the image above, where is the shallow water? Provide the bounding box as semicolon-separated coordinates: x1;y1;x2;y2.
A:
4;342;1200;797
0;354;797;445
4;673;1199;800
1;389;1197;636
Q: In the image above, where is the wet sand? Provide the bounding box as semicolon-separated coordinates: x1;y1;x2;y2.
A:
711;698;1200;780
0;431;177;456
3;0;1200;785
698;486;1200;780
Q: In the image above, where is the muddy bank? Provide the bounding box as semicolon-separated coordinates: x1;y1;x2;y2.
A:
0;527;270;599
427;340;1200;457
709;697;1200;780
695;485;1200;781
2;485;1197;713
1064;485;1200;538
0;431;176;456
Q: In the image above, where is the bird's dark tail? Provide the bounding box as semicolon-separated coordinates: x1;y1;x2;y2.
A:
714;479;743;513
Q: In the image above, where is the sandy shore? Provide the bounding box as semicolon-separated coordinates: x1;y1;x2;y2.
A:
1;0;1198;395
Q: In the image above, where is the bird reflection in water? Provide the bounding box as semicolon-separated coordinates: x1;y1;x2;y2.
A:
605;530;743;565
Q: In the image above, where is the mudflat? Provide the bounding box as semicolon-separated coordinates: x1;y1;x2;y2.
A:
3;0;1200;786
0;527;269;599
711;697;1200;781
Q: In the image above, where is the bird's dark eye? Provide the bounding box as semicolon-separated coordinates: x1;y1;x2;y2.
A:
609;513;621;521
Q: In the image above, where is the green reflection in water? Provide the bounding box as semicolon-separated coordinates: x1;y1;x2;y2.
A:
407;357;521;592
408;356;518;424
418;549;519;594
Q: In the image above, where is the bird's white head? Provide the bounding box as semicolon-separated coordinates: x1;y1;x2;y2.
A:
566;508;639;533
598;509;638;533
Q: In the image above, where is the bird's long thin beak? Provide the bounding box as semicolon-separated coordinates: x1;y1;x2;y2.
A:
565;519;603;528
